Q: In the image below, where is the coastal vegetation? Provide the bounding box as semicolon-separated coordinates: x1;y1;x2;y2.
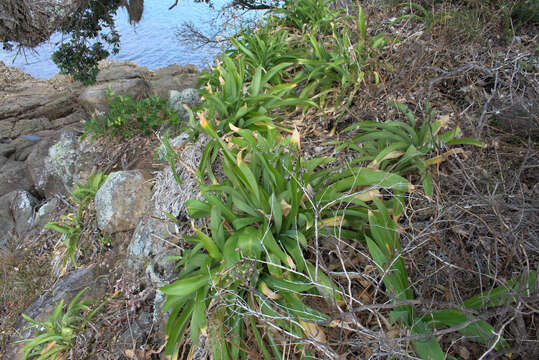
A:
2;0;537;359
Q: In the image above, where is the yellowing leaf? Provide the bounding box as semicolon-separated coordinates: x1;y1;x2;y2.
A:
254;121;275;129
424;148;466;166
40;341;57;355
198;112;209;129
286;255;296;271
368;151;405;169
321;216;346;227
236;149;243;167
299;321;327;344
354;189;381;202
280;199;291;217
229;123;241;133
291;127;301;150
259;281;281;300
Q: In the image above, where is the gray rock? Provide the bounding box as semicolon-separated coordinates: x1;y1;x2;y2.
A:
96;62;150;82
155;132;190;160
95;170;152;233
79;78;151;114
0;79;79;122
51;110;87;129
113;311;153;354
0;190;37;248
0;192;16;249
149;65;199;99
128;216;175;270
11;190;38;236
169;88;200;119
34;198;60;228
0;160;33;197
11;117;52;139
0;120;13;140
128;135;207;276
0;142;16;157
25;131;81;198
0;155;7;167
12;134;42;161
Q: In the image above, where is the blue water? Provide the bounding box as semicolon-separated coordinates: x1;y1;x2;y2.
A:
0;0;247;79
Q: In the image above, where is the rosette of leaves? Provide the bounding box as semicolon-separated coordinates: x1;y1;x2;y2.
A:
341;102;484;196
160;115;413;358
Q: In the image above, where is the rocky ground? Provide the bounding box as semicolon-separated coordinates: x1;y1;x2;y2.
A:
0;59;203;359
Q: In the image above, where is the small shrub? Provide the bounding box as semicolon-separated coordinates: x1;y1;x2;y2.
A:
17;288;104;360
82;89;181;139
45;172;107;268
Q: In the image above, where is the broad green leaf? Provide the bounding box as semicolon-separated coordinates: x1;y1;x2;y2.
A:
269;193;282;233
194;228;222;260
190;286;208;344
160;274;210;297
237;226;262;257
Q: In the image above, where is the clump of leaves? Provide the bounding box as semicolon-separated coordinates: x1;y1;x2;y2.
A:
82;88;180;139
17;288;105;360
341;102;485;196
52;0;123;85
45;172;107;268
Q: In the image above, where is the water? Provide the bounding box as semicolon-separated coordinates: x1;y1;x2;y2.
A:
0;0;240;79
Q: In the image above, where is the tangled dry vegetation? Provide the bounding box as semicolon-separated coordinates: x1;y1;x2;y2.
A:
306;1;538;359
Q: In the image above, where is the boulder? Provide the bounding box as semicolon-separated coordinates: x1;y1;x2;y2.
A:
0;192;16;249
128;215;175;272
96;61;150;82
128;135;207;275
0;141;16;157
95;170;152;233
169;88;200;119
25;131;81;198
0;79;80;121
0;155;7;167
0;190;37;248
10;117;52;139
149;64;199;99
34;198;60;228
11;134;42;161
79;78;151;114
51;110;87;129
0;159;33;196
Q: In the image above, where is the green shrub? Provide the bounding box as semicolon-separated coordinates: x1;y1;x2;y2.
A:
17;288;105;360
45;172;108;268
82;89;181;139
340;102;484;196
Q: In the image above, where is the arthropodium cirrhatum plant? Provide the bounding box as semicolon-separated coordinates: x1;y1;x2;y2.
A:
45;172;108;268
17;288;105;360
341;102;485;196
160;113;416;359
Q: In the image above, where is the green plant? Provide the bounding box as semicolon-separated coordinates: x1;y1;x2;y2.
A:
82;88;181;139
341;102;484;196
229;25;296;71
272;0;341;34
365;199;537;359
161;114;415;358
390;1;456;31
17;288;104;360
45;172;108;267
